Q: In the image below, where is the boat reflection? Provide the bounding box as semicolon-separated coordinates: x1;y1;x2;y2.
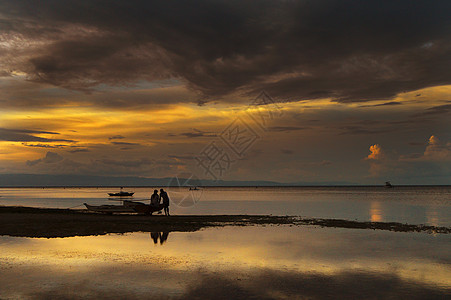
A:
150;232;169;245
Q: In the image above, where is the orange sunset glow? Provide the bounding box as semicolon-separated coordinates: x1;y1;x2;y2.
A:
0;2;450;300
1;0;450;185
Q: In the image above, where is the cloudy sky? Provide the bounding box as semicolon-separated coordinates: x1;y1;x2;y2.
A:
0;0;450;184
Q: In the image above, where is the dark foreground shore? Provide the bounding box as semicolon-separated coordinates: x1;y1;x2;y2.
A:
0;206;449;238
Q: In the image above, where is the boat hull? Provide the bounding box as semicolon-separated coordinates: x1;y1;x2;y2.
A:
84;203;136;213
133;203;165;215
108;192;134;196
84;201;162;214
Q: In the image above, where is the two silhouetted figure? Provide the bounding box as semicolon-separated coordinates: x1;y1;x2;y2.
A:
150;232;169;245
150;188;170;216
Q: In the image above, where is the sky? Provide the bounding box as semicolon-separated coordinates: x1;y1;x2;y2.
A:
0;0;450;185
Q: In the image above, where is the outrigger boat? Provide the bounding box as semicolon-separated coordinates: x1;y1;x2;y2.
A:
84;200;164;215
108;187;134;197
84;203;136;213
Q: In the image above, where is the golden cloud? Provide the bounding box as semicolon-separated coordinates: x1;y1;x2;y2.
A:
366;144;384;160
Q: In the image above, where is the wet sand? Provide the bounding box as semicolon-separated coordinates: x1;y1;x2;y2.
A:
0;206;449;238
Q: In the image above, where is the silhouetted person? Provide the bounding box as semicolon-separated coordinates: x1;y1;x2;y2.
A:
150;232;159;244
150;189;160;208
160;232;169;245
160;188;170;216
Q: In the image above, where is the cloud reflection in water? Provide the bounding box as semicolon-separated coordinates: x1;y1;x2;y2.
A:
0;226;449;299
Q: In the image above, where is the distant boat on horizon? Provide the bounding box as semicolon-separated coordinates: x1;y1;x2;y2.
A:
385;181;393;188
189;186;201;191
108;186;134;197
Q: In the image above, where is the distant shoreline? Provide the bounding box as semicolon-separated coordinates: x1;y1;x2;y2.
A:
0;206;449;238
2;174;450;187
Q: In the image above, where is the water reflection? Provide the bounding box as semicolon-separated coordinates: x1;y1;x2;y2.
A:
150;232;169;245
0;226;449;299
4;268;448;299
370;201;383;222
426;205;440;227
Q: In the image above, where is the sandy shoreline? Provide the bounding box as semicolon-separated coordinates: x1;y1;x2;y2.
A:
0;206;449;238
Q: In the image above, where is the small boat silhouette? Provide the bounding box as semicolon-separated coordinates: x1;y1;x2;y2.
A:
385;181;393;188
108;187;134;196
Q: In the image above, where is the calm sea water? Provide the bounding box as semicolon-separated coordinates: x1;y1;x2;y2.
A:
0;226;450;298
0;186;450;299
0;186;450;226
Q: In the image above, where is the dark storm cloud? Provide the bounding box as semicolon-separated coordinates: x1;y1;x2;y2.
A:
179;129;217;138
300;160;333;167
400;153;423;160
409;142;427;147
96;157;184;168
358;101;402;108
26;151;63;166
111;141;140;146
167;154;196;160
108;135;125;140
0;127;74;142
97;158;152;168
0;128;58;135
1;0;451;104
67;148;89;153
281;149;294;155
180;132;215;138
268;126;309;132
414;103;451;116
338;125;393;135
22;143;66;148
